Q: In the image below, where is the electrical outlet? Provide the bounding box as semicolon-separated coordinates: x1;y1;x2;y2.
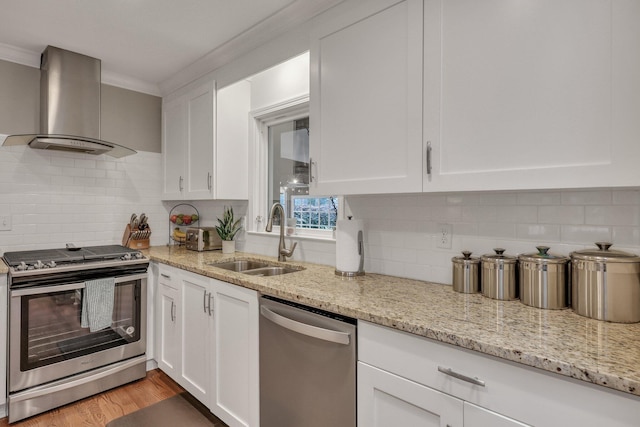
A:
0;214;11;231
436;223;452;249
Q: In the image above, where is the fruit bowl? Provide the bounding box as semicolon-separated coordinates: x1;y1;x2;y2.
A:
169;204;199;245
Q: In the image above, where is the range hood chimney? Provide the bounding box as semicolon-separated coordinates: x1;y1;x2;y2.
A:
2;46;136;158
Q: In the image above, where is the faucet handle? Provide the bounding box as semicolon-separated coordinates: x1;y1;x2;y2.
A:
282;241;297;257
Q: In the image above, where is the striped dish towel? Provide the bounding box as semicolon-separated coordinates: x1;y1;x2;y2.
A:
81;277;115;332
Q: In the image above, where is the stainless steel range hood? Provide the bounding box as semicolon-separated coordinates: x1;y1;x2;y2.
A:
2;46;136;158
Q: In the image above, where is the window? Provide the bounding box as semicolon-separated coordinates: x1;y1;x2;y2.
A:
267;117;338;231
250;99;339;238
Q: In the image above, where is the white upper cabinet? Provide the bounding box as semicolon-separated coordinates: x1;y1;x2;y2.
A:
216;81;251;200
162;80;215;200
310;0;640;195
162;97;187;200
309;0;424;195
424;0;640;191
162;78;249;201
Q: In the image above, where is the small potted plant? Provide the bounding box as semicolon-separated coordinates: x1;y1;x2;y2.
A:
216;206;242;254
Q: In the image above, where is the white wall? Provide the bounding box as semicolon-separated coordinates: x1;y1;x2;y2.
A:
248;52;309;111
0;143;167;253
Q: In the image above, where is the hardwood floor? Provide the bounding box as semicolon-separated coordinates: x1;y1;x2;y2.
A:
0;369;186;427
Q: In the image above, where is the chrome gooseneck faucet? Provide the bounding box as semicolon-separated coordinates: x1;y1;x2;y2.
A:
265;203;297;261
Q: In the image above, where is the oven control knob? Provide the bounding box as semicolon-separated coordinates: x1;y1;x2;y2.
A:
16;261;28;271
122;253;132;260
134;252;143;259
33;260;44;269
46;261;57;268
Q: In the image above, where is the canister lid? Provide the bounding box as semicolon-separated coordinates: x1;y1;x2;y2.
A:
571;242;640;263
452;250;480;265
481;248;517;264
518;246;569;264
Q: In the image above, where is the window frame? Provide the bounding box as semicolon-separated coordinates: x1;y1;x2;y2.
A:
248;96;339;239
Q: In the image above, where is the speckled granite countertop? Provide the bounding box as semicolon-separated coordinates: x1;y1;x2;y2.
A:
147;246;640;398
0;263;7;275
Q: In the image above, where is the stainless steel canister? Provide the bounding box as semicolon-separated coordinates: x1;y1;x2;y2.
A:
571;242;640;323
518;246;570;309
452;251;480;293
481;248;518;300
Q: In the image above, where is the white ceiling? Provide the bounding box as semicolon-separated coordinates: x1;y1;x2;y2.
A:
0;0;337;95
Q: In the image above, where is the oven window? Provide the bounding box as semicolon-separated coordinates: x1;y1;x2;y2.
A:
20;281;141;371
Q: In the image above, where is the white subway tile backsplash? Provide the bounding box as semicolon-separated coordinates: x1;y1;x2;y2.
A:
586;206;640;226
517;191;562;205
612;227;640;246
561;190;612;205
461;205;497;222
496;205;537;223
333;189;639;284
0;146;165;252
479;192;518;205
478;222;516;239
538;205;584;224
516;224;561;242
613;189;640;205
561;225;612;244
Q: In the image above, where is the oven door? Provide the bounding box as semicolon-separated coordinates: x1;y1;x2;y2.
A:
9;273;147;393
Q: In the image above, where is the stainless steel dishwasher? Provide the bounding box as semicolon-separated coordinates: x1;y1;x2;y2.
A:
260;295;357;427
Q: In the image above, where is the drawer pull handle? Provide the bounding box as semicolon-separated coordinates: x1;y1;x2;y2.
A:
438;366;485;387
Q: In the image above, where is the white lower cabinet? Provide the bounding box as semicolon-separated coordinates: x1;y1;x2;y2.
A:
358;362;463;427
209;278;259;427
180;271;214;404
359;321;640;427
154;264;259;427
156;268;180;379
358;362;526;427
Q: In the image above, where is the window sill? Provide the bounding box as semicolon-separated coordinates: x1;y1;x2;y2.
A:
247;230;336;243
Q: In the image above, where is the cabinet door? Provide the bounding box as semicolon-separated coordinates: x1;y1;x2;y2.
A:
186;81;215;200
358;362;463;427
156;282;180;379
162;96;186;200
464;403;531;427
210;279;259;427
216;80;250;200
424;0;640;191
180;272;213;404
309;0;424;195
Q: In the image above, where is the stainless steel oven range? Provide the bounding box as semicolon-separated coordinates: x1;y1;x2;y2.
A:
3;244;149;423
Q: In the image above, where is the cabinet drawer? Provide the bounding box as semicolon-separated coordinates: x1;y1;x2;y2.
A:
358;321;640;427
158;264;180;289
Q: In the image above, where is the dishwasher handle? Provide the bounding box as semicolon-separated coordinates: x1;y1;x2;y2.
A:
260;305;351;345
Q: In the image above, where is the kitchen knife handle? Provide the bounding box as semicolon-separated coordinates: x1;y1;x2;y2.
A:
426;141;432;176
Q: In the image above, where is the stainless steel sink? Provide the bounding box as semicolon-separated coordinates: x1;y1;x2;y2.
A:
210;259;303;276
210;260;270;272
242;266;300;277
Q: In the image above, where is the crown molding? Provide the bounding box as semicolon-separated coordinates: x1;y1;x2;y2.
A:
0;42;40;67
0;42;159;96
159;0;343;96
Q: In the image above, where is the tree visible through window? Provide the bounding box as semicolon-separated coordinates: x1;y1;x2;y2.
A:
268;117;337;230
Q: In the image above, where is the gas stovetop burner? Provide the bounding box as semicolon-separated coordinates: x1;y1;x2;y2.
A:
3;244;146;274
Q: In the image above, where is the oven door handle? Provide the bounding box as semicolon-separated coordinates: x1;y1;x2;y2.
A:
10;273;148;296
